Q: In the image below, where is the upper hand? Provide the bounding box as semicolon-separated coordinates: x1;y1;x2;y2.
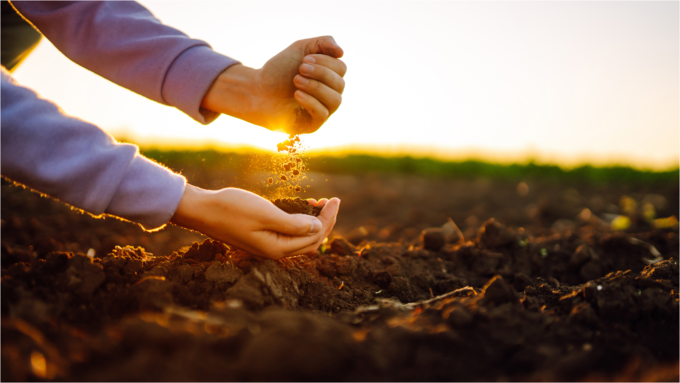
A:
200;36;347;134
170;185;340;260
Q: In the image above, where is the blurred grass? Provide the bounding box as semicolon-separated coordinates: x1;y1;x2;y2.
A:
141;148;679;187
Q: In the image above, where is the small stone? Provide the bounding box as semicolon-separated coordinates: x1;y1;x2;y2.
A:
441;218;465;245
329;237;356;256
420;228;446;251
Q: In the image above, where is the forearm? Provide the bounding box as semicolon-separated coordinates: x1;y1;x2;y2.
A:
1;68;186;230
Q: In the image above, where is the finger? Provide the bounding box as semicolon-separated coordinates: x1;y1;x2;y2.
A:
315;198;329;208
294;75;342;115
307;198;318;205
294;90;329;126
280;198;339;256
298;62;345;94
302;54;347;77
306;35;344;58
250;229;318;259
289;214;337;256
264;210;322;236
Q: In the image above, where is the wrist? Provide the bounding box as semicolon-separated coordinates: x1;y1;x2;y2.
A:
200;64;260;122
170;184;212;230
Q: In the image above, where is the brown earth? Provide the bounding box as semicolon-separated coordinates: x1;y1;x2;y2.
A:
271;197;322;217
1;174;678;381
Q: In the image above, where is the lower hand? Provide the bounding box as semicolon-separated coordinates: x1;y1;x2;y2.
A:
170;185;340;260
201;36;347;135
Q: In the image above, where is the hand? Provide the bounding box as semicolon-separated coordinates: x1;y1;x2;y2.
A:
170;184;340;260
201;36;347;134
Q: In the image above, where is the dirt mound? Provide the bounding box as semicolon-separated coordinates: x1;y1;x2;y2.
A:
2;217;678;380
271;197;322;216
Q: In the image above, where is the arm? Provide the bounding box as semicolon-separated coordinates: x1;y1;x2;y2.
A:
1;67;186;230
11;1;347;134
10;1;239;124
1;68;339;256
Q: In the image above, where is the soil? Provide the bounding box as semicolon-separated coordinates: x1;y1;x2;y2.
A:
1;175;678;381
272;197;322;216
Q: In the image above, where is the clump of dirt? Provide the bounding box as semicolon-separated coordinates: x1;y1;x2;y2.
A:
271;197;322;216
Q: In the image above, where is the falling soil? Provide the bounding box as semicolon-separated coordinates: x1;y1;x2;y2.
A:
271;134;308;198
2;176;678;381
271;197;322;216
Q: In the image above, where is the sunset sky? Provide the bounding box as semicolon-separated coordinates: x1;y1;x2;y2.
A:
12;1;679;169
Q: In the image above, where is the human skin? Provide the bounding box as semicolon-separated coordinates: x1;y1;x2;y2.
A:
200;35;347;134
170;185;340;260
171;36;346;259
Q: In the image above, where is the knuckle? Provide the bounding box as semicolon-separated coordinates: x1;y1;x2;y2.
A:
337;77;346;93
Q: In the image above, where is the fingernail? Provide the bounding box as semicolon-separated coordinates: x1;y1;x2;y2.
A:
303;56;316;64
296;75;309;85
309;218;322;234
300;63;314;74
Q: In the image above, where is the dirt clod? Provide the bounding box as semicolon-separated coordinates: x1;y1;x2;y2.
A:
271;198;322;216
420;227;446;251
328;237;356;256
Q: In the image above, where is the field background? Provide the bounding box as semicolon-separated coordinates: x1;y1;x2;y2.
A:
3;149;678;260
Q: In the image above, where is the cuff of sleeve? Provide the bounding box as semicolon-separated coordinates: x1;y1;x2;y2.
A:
162;45;240;125
105;155;187;231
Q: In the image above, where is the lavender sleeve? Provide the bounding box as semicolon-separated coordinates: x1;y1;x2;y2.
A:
10;1;240;124
1;68;187;230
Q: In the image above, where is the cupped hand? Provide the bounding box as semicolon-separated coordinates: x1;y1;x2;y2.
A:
201;36;347;134
170;185;340;260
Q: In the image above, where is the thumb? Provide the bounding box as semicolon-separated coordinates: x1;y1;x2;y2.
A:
308;36;344;58
269;213;323;236
318;197;340;223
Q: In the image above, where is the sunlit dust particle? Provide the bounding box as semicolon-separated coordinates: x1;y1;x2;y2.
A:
284;164;291;171
302;166;306;170
267;177;273;184
290;148;296;153
293;169;300;176
295;186;301;192
294;136;300;142
296;158;302;163
280;175;287;181
289;186;293;190
338;281;345;290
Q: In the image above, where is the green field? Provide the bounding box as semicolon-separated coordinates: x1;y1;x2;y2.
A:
140;148;679;187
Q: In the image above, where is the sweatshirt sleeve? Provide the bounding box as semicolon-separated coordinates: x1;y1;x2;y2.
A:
1;67;187;230
10;1;240;124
